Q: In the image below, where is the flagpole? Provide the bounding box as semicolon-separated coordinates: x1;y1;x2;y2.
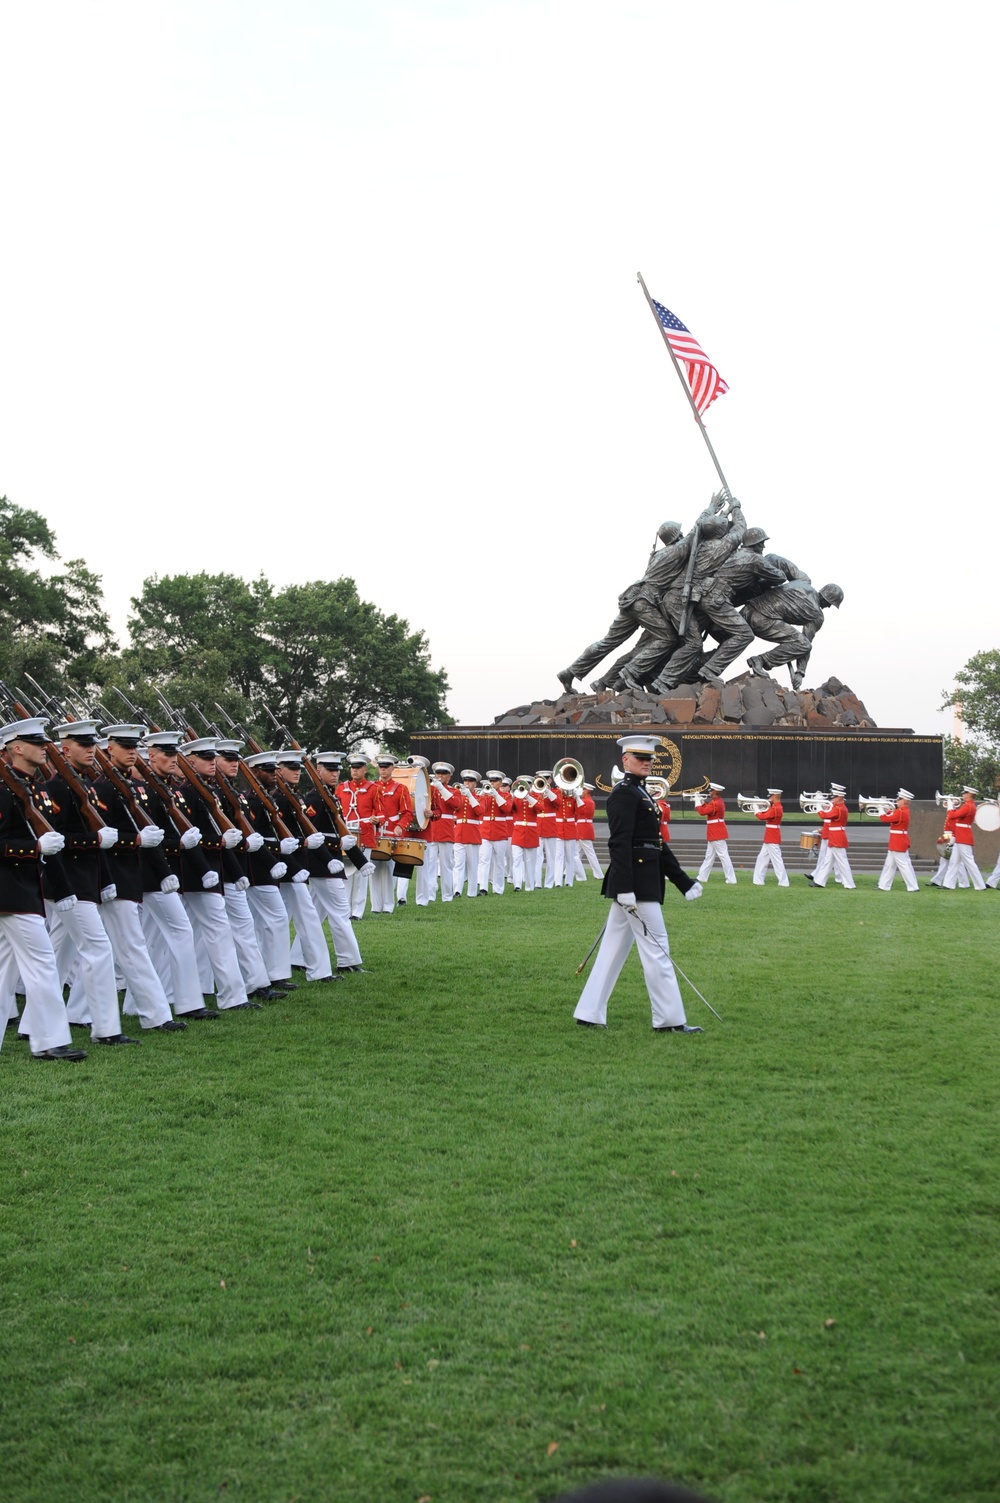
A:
637;270;731;499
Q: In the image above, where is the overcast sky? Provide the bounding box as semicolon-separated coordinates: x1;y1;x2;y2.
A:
2;1;994;736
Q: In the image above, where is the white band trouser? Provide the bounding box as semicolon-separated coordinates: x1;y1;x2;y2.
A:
878;850;919;892
415;843;438;904
539;836;559;888
344;861;371;918
752;845;789;886
0;914;72;1053
697;840;737;884
452;844;480;898
943;843;985;890
369;858;396;913
511;846;536;891
574;840;603;879
811;844;856;888
573;901;687;1029
45;898;123;1039
478;840;507;895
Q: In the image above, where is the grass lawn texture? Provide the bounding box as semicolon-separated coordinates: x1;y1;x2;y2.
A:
2;877;998;1503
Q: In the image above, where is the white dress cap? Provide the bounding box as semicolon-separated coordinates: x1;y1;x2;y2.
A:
616;734;662;756
961;785;978;795
215;739;242;756
275;749;304;764
486;769;504;780
183;737;218;756
0;716;50;746
52;719;101;741
102;723;148;741
897;787;914;800
145;730;182;749
766;787;783;795
244;751;279;769
708;782;726;792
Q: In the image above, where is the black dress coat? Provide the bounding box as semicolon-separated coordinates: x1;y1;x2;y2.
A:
601;774;696;903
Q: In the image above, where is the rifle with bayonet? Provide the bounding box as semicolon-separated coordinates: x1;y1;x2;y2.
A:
210;702;297;843
0;685;59;839
150;689;239;843
2;682;108;835
109;687;198;840
261;703;353;841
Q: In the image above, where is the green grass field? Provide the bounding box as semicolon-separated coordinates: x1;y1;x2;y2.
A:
3;876;998;1503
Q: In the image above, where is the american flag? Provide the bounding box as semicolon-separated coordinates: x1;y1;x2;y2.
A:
651;300;729;416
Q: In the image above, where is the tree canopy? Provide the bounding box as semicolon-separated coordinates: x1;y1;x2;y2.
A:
0;497;451;750
941;650;1000;794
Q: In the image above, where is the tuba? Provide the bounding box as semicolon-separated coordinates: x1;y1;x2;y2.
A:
646;776;670;801
737;792;771;814
553;757;585;792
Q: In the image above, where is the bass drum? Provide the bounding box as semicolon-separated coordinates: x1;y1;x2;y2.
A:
393;756;432;830
974;801;1000;831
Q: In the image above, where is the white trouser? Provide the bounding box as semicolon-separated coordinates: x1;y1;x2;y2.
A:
345;860;371;918
224;883;271;992
437;840;455;900
479;839;507;895
575;840;603;879
0;914;71;1053
943;842;985;889
247;885;293;980
45;899;122;1040
416;843;438;905
753;844;788;886
812;845;856;889
987;852;1000;888
878;850;919;892
511;845;537;891
140;890;206;1014
281;883;333;979
931;853;966;886
453;843;480;897
369;858;395;913
303;877;362;968
557;839;578;886
182;892;250;1009
100;900;172;1027
697;840;736;883
574;901;687;1029
539;836;559;887
505;838;514;878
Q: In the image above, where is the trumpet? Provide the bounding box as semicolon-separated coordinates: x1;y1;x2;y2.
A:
553;756;585;792
682;789;709;807
799;791;833;814
737;792;771;814
532;773;550;793
646;775;671;801
859;794;896;817
935;790;961;811
510;775;533;797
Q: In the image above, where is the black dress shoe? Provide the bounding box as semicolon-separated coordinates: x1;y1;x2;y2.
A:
96;1034;141;1045
270;981;297;992
576;1019;604;1027
33;1045;88;1061
182;1007;221;1020
654;1024;704;1033
155;1019;188;1031
228;1001;263;1011
249;987;283;1001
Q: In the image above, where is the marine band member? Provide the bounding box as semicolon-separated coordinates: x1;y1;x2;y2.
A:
752;788;788;887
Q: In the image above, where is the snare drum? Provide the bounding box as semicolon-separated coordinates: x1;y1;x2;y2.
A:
391;837;426;867
799;832;819;850
371;836;396;862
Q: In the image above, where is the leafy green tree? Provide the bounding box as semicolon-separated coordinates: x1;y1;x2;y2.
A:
0;495;116;696
941;650;1000;794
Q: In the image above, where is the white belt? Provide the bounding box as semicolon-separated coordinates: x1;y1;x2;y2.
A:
955;822;972;829
460;820;481;826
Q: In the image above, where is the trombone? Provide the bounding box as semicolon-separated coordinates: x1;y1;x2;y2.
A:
737;792;771;814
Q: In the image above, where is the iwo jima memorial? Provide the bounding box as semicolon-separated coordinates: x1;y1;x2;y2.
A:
412;276;943;828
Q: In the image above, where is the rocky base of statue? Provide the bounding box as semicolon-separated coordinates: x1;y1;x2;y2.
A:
495;674;875;731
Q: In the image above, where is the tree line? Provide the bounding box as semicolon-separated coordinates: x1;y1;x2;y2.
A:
942;652;1000;794
0;495;452;752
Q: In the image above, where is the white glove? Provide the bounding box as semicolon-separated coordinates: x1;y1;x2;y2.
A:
180;827;202;849
100;883;118;902
222;828;243;849
361;860;376;877
305;832;325;850
37;831;65;856
527;795;538;808
201;870;220;889
160;874;180;893
292;867;309;883
138;825;165;848
327;859;345;876
97;826;118;849
269;861;287;880
431;778;443;790
55;893;78;913
544;787;557;802
234;874;251;891
684;881;703;902
279;836;299;855
340;835;357;851
245;831;265;852
466;794;480;810
616;891;637;908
